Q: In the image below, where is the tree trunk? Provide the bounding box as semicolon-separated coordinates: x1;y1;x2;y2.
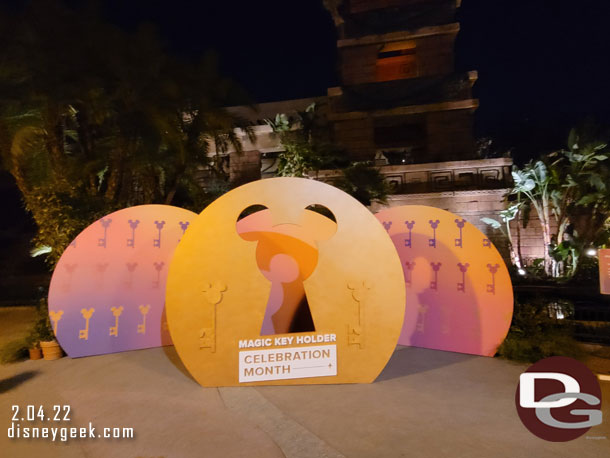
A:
44;103;66;178
164;188;177;206
105;151;124;203
540;197;554;276
507;219;522;269
516;208;524;268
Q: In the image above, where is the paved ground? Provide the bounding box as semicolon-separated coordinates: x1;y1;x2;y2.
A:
583;344;610;376
1;345;608;458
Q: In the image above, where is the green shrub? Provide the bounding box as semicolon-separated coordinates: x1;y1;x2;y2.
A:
0;338;29;364
570;255;600;284
31;298;55;342
497;295;584;362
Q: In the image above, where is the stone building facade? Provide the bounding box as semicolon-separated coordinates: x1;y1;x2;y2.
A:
205;0;550;263
328;0;477;165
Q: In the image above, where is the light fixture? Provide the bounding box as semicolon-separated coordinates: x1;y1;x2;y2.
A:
585;248;597;257
517;268;526;276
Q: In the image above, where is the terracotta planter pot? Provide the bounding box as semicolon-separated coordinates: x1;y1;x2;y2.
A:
40;340;63;360
28;347;43;360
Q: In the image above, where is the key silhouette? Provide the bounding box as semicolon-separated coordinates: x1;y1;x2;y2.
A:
347;280;371;348
62;263;77;292
430;262;442;290
127;219;140;247
428;220;440;247
454;219;466;248
382;221;392;231
483;238;492;248
125;262;138;289
109;306;124;337
96;263;109;289
152;262;164;288
98;219;112;248
153;220;166;247
199;282;227;352
137;305;151;334
49;310;63;335
404;220;415;247
457;263;470;292
179;221;190;240
79;308;95;340
486;263;500;294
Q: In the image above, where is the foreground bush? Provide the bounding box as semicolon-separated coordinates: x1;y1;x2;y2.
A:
0;338;29;364
497;295;584;363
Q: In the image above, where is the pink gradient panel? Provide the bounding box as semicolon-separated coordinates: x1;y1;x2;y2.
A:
375;205;513;356
48;205;196;357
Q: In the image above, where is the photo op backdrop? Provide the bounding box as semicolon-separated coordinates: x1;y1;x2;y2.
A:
375;205;513;356
165;177;406;387
48;205;197;357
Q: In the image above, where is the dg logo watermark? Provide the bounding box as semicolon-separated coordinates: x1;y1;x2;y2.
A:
515;356;603;441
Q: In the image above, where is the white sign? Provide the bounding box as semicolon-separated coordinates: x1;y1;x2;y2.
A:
239;344;337;383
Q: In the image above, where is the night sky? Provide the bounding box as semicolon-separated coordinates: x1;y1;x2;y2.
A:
92;0;610;160
2;0;610;272
3;0;610;156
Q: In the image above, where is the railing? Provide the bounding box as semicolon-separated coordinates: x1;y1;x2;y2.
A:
314;157;513;194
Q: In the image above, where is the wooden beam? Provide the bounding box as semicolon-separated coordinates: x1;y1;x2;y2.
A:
337;23;460;48
328;99;479;121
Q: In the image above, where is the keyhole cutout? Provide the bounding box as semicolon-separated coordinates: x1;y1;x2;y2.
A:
236;205;336;335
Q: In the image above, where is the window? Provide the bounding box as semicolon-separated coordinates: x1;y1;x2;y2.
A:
374;117;425;149
373;115;426;164
375;40;417;82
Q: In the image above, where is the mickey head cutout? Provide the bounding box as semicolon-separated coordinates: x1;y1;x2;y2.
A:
165;177;406;387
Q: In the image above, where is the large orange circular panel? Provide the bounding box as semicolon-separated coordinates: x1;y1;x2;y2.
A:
375;205;513;356
165;177;406;386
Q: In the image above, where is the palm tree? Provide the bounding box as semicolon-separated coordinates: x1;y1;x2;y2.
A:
0;1;254;266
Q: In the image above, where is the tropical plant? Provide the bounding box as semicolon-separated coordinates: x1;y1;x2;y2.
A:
266;104;388;205
335;162;389;206
266;103;345;177
0;338;29;364
548;130;610;276
322;0;344;26
498;126;610;278
481;203;523;269
511;160;555;274
31;298;55;343
0;299;57;363
497;295;583;362
0;1;252;267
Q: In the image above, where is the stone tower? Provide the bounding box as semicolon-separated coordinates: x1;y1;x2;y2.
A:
326;0;479;165
319;0;512;249
213;1;513;253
